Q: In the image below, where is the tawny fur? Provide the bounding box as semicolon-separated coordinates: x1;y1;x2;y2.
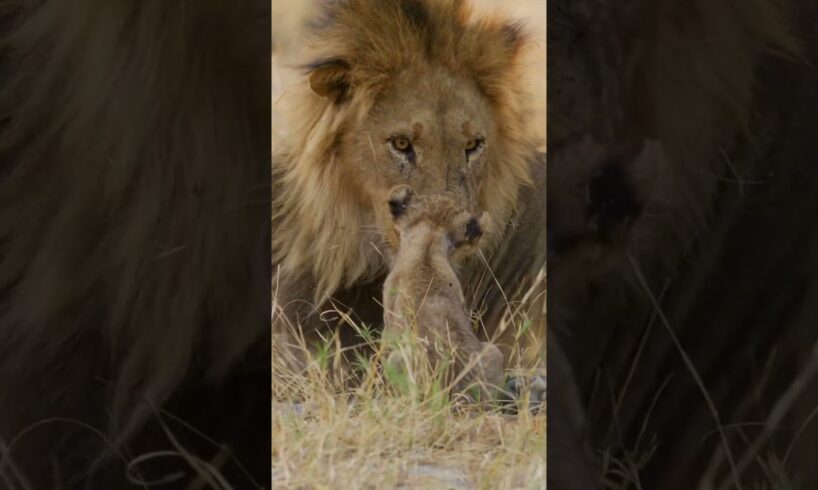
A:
0;0;270;486
381;186;503;400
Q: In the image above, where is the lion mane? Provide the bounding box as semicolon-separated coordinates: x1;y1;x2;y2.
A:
271;0;539;307
0;0;270;486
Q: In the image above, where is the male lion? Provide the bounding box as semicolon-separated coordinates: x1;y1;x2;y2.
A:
272;0;546;395
382;185;504;401
549;0;818;487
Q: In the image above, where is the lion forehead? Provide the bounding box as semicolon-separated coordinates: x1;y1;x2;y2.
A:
367;68;494;136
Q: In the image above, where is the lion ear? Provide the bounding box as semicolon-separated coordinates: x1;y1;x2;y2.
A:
501;21;526;54
306;58;351;101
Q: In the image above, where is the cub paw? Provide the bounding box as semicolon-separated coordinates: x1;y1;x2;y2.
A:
458;342;505;402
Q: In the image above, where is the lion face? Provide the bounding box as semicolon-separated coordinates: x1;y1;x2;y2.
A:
339;67;495;252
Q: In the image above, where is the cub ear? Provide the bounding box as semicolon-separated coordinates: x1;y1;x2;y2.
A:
387;185;413;219
464;212;485;242
476;211;492;240
451;210;487;249
306;58;351;101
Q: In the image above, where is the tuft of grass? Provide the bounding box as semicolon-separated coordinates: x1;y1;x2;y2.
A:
272;268;546;489
272;335;546;489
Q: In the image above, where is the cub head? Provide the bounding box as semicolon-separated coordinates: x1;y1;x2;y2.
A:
386;184;489;264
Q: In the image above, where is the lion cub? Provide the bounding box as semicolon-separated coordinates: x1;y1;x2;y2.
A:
382;185;504;401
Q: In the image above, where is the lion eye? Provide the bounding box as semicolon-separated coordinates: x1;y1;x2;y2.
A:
465;138;484;156
390;136;412;153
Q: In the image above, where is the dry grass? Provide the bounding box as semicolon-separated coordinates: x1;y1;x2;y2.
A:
272;261;546;489
272;398;545;489
271;294;546;490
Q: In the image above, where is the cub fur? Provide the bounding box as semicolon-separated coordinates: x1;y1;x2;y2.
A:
382;185;504;400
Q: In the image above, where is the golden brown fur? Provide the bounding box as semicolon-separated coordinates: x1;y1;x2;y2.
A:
549;0;818;487
271;0;544;377
382;185;503;400
0;1;270;486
